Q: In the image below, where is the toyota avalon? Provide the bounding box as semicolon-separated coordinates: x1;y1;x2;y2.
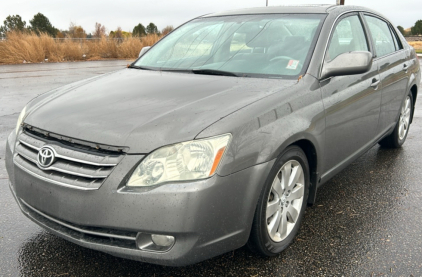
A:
5;4;420;266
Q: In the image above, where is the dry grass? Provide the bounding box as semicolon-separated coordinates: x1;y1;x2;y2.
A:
0;31;161;64
408;41;422;49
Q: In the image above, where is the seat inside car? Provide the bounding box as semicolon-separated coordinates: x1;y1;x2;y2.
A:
267;35;307;61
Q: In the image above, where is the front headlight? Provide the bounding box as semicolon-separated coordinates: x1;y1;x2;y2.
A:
127;134;231;187
15;105;27;134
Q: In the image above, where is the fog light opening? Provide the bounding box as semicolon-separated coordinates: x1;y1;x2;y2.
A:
151;234;175;247
136;232;175;252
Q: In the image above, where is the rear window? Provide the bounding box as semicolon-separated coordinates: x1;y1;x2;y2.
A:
364;16;396;57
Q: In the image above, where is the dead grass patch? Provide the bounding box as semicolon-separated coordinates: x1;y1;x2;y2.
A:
0;31;161;64
408;41;422;49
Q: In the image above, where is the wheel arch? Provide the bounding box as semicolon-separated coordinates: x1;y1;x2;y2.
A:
410;84;418;124
271;134;322;206
291;139;318;205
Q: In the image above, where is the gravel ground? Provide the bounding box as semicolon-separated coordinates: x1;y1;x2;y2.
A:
0;60;422;277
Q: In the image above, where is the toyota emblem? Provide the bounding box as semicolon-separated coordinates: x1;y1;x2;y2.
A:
37;146;56;168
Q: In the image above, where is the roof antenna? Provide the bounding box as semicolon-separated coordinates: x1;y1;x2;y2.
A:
336;0;345;4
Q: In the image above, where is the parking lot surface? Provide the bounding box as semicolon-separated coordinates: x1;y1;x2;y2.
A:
1;60;422;276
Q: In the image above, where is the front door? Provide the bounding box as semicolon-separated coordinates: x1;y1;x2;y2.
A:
320;13;381;176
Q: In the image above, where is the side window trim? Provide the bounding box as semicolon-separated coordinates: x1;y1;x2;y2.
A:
389;25;403;50
358;12;375;56
390;27;399;50
324;12;370;62
361;13;380;58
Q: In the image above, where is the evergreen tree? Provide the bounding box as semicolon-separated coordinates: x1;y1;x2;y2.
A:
133;23;146;37
29;13;57;37
0;15;26;37
146;22;159;35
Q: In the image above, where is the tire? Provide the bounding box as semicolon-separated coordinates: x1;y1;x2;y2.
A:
248;145;309;256
379;91;413;148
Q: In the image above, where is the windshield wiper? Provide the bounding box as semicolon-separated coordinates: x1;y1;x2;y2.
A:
127;65;155;70
192;69;239;77
160;68;193;74
134;67;240;77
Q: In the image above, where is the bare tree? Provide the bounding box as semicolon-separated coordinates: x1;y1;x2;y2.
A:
68;22;87;38
161;25;174;36
115;27;123;38
93;22;106;38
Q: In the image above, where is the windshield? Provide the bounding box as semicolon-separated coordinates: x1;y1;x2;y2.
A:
134;14;325;78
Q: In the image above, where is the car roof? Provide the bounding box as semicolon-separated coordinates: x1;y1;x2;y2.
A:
202;5;377;17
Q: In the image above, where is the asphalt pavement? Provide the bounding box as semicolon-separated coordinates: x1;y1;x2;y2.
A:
1;60;422;276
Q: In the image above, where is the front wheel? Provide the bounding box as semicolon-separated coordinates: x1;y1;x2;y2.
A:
248;146;309;256
379;92;413;148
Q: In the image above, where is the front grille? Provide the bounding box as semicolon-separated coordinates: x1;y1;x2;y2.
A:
20;199;137;250
14;130;124;190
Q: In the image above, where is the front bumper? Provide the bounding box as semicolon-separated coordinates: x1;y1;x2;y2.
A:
5;134;274;266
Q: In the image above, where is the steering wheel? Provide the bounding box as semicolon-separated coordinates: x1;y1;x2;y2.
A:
269;56;294;62
269;56;302;71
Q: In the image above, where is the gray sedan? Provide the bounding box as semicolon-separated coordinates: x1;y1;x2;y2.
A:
5;4;420;266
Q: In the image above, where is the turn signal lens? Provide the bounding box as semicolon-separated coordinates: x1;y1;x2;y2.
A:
15;105;27;134
209;146;226;176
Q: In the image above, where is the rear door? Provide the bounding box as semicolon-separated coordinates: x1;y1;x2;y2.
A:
320;13;381;177
363;14;410;134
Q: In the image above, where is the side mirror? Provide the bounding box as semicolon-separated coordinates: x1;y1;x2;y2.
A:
320;51;373;80
138;46;151;58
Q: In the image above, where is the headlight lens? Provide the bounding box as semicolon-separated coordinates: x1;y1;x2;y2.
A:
127;134;231;187
15;106;27;134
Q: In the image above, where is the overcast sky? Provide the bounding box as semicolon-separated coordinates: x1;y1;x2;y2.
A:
1;0;420;34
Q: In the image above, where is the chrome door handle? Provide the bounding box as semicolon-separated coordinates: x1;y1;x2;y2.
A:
370;78;380;88
403;64;409;71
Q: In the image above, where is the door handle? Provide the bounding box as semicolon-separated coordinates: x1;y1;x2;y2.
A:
403;64;409;72
370;78;380;88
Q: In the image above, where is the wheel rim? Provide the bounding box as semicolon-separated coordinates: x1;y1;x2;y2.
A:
266;160;305;242
398;96;411;141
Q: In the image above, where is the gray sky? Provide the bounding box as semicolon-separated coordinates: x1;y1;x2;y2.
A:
1;0;420;34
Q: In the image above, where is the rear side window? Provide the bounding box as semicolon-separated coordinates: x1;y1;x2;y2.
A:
326;15;369;61
364;16;396;57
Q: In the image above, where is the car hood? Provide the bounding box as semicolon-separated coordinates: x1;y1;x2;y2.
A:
25;69;297;153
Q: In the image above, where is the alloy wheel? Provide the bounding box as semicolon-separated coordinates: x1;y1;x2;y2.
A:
399;96;411;140
266;160;305;242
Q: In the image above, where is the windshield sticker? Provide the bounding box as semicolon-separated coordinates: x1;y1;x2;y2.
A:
286;60;299;70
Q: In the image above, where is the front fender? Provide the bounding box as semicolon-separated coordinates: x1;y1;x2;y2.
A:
406;53;420;123
196;74;325;177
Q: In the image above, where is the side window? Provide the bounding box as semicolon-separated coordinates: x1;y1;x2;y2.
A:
364;16;396;57
326;15;368;61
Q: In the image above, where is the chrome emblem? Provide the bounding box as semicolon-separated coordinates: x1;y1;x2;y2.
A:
37;146;56;168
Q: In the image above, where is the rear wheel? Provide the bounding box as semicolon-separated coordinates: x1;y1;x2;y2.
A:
379;92;413;148
248;146;309;256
